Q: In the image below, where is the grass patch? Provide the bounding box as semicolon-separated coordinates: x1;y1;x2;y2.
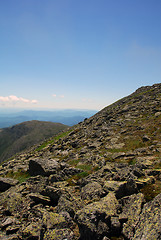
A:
35;129;72;151
66;165;99;186
5;170;31;183
67;159;80;166
153;161;161;169
76;164;92;172
141;181;161;202
106;148;125;153
124;138;145;150
127;158;136;165
67;171;89;186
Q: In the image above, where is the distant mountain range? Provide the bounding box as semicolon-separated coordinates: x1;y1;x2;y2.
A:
0;109;97;128
0;120;68;163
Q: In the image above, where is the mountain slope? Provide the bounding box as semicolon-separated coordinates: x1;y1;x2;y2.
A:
0;83;161;240
0;120;68;163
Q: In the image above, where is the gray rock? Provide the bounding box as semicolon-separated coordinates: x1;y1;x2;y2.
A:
103;178;138;199
21;222;41;239
44;228;74;240
75;192;119;240
133;193;161;240
81;181;105;201
0;217;16;229
0;177;19;192
57;193;82;218
29;158;60;176
28;193;51;205
119;193;145;239
42;211;67;229
41;185;62;204
110;216;121;235
63;167;83;177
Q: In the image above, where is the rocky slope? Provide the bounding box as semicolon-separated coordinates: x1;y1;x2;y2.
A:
0;83;161;240
0;120;68;164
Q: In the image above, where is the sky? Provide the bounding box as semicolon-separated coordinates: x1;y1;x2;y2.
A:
0;0;161;110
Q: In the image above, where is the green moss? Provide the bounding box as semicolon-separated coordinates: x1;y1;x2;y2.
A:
127;158;136;165
4;169;30;183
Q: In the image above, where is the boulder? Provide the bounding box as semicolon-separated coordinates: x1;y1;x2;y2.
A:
28;193;51;205
103;178;138;199
0;217;16;229
41;185;62;204
119;193;145;239
0;177;19;192
29;158;60;176
81;181;105;201
63;167;83;177
75;192;119;240
44;228;74;240
57;193;82;218
133;193;161;240
42;211;67;229
21;222;41;239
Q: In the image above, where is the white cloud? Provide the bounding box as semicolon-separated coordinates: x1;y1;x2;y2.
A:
52;94;65;98
0;95;38;105
0;96;9;102
31;99;38;104
9;95;20;101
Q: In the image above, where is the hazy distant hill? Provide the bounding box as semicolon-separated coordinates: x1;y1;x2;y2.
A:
0;120;68;163
0;109;97;128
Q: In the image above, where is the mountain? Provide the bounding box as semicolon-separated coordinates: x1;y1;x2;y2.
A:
0;109;97;128
0;83;161;240
0;120;68;163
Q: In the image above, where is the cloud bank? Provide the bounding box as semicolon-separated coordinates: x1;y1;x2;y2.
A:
0;95;38;105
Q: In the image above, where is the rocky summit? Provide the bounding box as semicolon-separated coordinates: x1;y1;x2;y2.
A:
0;83;161;240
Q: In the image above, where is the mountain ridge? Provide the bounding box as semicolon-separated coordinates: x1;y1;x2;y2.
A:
0;120;69;164
0;109;97;128
0;83;161;240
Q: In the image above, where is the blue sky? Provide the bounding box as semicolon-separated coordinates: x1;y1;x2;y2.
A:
0;0;161;110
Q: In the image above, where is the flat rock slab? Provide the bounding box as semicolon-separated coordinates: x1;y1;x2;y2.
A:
28;193;51;205
29;158;60;176
0;177;19;192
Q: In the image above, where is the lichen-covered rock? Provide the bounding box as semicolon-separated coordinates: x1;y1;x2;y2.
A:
28;193;51;205
75;192;119;240
119;193;145;239
81;181;105;201
21;222;41;239
0;217;16;229
103;178;138;199
42;211;67;229
132;193;161;240
0;177;19;192
57;192;82;218
44;228;75;240
41;185;63;204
